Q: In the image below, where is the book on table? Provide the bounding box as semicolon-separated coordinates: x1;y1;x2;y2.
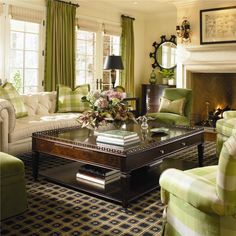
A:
96;129;138;140
79;164;120;177
96;135;140;146
76;178;105;189
76;172;120;185
76;164;121;188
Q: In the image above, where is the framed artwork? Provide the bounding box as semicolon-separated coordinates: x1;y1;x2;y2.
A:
200;6;236;44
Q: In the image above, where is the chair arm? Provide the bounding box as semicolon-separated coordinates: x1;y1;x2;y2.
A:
160;168;236;216
0;99;16;133
223;111;236;119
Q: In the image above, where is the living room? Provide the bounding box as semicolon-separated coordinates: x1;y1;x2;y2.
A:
1;0;236;235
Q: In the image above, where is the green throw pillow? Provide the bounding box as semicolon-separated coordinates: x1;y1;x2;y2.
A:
57;84;90;112
159;96;185;116
0;82;28;118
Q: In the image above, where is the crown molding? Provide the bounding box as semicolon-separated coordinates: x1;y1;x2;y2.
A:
173;0;236;9
185;44;236;52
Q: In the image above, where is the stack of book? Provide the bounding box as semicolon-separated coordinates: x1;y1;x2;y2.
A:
96;130;140;147
76;164;120;189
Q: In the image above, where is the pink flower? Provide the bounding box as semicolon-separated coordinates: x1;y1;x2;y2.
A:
94;97;108;109
102;90;126;101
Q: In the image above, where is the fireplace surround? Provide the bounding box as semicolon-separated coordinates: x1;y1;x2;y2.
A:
177;44;236;125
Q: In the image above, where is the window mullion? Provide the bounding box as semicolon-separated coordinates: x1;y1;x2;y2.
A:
4;5;10;83
38;20;45;91
96;31;103;89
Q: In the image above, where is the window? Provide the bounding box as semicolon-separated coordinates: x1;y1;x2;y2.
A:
75;24;121;91
9;19;40;93
76;30;96;89
0;4;44;93
103;34;120;90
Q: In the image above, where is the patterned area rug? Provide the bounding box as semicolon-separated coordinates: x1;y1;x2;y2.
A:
1;142;217;236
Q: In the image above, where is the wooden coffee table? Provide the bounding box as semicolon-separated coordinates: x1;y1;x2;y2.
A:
32;123;204;207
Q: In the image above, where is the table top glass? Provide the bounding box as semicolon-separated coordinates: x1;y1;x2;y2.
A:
33;122;204;154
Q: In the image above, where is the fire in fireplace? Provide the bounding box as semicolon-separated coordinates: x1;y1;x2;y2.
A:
197;105;231;128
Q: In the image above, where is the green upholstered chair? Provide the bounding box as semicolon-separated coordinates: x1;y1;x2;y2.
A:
147;88;192;126
159;134;236;236
0;152;27;220
216;110;236;157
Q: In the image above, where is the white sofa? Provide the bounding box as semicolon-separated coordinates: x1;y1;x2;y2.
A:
0;92;81;155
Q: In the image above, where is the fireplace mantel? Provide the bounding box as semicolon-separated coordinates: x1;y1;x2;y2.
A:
184;44;236;52
177;44;236;88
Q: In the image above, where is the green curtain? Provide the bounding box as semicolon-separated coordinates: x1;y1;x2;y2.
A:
120;16;134;96
44;0;76;91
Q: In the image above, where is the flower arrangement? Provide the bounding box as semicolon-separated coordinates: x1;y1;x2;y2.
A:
77;90;136;129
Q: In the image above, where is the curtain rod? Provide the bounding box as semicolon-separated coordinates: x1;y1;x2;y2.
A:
54;0;80;7
121;14;135;20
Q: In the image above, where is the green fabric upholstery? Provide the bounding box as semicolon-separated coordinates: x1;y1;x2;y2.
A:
216;111;236;157
160;135;236;236
121;15;134;96
0;82;28;118
0;152;27;220
217;135;236;204
147;112;189;126
57;84;90;112
147;88;192;126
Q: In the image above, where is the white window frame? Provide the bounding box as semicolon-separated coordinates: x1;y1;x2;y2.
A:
0;4;45;93
75;29;98;89
75;20;121;91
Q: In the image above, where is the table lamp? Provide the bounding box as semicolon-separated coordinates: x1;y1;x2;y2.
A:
103;55;124;88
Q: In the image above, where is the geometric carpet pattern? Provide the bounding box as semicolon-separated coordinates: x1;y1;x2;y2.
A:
1;142;217;236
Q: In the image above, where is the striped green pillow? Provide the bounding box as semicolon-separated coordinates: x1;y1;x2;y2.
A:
57;84;90;112
0;82;28;118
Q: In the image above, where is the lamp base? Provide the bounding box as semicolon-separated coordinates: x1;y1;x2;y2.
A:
111;69;116;89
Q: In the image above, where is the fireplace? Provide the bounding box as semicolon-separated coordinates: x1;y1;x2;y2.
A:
190;72;236;125
177;44;236;126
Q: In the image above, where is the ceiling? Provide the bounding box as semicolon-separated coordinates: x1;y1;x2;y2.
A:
77;0;236;14
78;0;175;14
7;0;236;14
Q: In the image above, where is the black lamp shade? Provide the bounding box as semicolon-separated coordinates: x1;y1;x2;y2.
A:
103;55;124;70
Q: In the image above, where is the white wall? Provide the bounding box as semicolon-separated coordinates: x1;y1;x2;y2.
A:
175;1;236;88
176;1;236;46
143;9;177;87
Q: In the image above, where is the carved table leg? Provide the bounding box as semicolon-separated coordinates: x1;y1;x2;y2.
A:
121;172;131;208
197;143;204;167
32;151;39;181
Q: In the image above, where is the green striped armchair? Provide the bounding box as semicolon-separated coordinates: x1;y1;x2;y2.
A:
216;111;236;157
160;134;236;236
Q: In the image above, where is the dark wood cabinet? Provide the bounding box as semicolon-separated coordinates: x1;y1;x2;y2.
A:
141;84;176;115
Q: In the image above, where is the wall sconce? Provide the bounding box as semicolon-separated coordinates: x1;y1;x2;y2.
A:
176;19;191;43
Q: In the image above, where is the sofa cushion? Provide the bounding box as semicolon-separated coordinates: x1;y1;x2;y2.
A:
22;92;57;116
147;112;189;126
9;113;81;142
159;97;185;116
0;83;28;118
216;118;236;137
57;84;90;112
